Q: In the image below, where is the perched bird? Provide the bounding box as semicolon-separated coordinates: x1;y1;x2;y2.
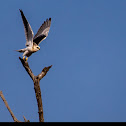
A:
16;9;51;61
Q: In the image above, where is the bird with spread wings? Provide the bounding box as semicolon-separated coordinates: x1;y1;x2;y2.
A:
16;9;51;61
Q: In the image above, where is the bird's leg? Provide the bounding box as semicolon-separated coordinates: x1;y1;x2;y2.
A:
23;56;25;60
26;57;28;61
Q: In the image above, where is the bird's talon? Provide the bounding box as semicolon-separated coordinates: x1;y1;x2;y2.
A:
26;57;28;61
23;56;25;60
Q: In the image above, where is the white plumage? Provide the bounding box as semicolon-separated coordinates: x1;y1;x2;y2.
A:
16;9;51;60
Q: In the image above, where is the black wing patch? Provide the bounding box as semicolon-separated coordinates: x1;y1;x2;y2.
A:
33;18;51;45
33;34;46;45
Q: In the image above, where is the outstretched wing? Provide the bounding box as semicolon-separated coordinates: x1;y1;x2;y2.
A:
19;9;34;47
33;18;51;45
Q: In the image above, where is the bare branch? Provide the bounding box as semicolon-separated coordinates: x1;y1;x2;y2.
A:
23;116;27;122
1;58;52;122
23;115;30;122
34;77;44;122
0;91;20;122
19;58;52;122
19;57;35;81
38;65;52;80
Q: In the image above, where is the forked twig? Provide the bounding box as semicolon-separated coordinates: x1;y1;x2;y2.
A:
19;57;52;122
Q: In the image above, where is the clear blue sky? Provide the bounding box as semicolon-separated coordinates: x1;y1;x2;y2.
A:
0;0;126;122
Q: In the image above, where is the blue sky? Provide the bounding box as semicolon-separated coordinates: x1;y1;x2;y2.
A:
0;0;126;122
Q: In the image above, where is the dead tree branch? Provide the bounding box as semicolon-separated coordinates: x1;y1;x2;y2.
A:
19;57;34;81
19;57;52;122
0;57;51;122
23;115;30;122
0;91;20;122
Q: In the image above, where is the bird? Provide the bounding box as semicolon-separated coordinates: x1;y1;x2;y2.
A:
16;9;51;61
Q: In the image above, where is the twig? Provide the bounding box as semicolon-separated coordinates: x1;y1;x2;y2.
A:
0;91;20;122
23;116;27;122
23;115;30;122
19;57;52;122
38;65;52;80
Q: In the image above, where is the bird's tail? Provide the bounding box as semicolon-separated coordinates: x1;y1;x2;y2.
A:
15;49;25;53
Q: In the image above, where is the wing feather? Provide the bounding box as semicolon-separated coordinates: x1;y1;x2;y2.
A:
19;9;34;47
33;18;51;45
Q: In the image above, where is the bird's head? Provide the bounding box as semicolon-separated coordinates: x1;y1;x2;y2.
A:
35;46;40;51
32;45;40;52
32;42;40;52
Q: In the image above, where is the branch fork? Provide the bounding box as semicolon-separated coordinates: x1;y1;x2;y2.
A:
0;57;52;122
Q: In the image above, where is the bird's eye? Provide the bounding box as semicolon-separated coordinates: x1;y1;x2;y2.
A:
37;47;40;50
